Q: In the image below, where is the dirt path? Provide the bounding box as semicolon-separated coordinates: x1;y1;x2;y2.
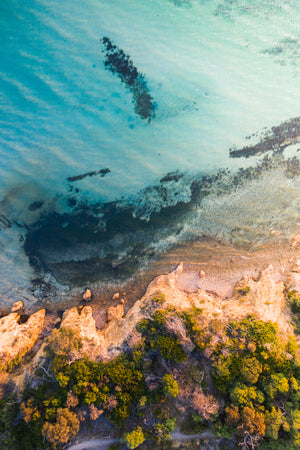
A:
67;437;119;450
67;430;216;450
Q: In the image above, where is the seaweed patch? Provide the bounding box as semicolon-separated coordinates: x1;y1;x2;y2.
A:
160;171;184;183
67;168;110;183
28;201;44;211
169;0;193;7
261;38;300;67
230;117;300;158
0;214;12;229
101;37;155;121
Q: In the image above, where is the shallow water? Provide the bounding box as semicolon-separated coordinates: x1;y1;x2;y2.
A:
1;0;300;306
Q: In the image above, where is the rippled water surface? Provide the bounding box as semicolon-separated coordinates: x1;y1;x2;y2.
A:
1;0;300;305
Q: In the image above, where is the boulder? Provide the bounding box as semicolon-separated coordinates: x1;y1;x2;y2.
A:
11;300;23;312
82;288;92;301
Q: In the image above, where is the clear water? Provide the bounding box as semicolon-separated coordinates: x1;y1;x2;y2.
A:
1;0;300;305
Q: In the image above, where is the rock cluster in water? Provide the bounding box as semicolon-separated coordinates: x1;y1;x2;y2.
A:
101;36;155;121
229;116;300;158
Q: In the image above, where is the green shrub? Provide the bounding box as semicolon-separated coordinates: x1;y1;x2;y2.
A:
237;286;250;296
151;293;166;306
264;407;283;440
288;291;300;314
121;426;145;449
180;413;206;434
240;357;262;385
154;335;186;363
162;374;179;399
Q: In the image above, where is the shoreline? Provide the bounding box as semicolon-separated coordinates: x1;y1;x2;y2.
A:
27;233;300;319
2;232;300;448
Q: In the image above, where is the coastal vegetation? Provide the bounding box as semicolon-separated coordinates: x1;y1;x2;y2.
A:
2;286;300;449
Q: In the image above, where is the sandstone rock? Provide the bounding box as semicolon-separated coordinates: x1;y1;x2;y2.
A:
286;272;300;293
59;302;134;359
107;304;124;322
92;310;107;330
82;288;92;301
230;264;290;333
57;263;293;360
291;234;300;249
61;306;103;350
292;259;300;273
11;300;23;312
112;292;120;300
0;309;45;371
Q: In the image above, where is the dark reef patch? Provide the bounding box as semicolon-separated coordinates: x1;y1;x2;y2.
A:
229;117;300;158
67;168;110;183
24;203;188;286
24;201;195;286
28;201;44;211
169;0;193;7
23;172;204;286
101;37;155;121
262;38;300;66
23;155;300;289
160;171;184;183
0;214;12;229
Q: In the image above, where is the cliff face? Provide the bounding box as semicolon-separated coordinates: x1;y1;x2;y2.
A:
0;263;293;369
58;263;293;359
0;309;45;371
60;304;127;359
140;263;291;333
229;265;288;331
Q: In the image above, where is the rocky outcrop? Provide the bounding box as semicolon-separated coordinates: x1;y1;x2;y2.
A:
59;304;126;359
0;309;45;371
0;263;292;373
286;258;300;293
60;306;105;357
228;265;290;332
57;263;293;359
140;263;291;332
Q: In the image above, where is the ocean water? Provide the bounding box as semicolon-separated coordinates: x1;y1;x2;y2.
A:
1;0;300;306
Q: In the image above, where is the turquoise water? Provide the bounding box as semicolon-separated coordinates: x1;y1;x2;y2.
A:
1;0;300;305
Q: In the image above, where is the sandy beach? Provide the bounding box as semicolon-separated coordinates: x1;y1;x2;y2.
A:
30;234;300;323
